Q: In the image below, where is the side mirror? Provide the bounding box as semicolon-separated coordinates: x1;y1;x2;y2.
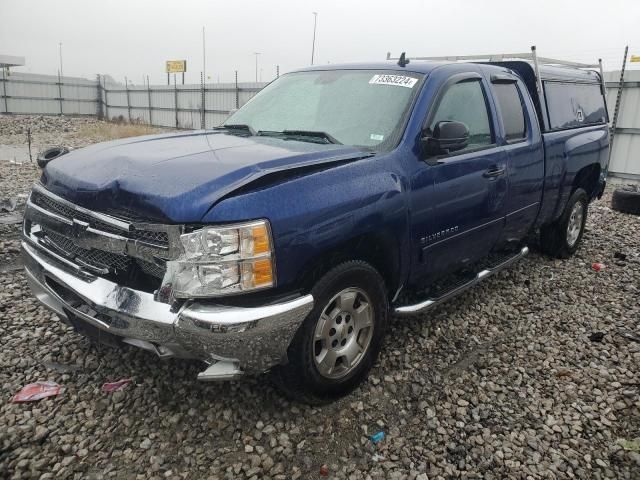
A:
421;121;469;161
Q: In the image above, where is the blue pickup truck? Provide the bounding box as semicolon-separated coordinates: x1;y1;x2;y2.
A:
23;51;609;403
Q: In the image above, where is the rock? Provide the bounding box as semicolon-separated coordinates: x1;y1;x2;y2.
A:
262;456;275;471
34;426;49;442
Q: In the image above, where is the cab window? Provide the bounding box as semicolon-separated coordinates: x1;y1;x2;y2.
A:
493;83;527;141
428;79;493;153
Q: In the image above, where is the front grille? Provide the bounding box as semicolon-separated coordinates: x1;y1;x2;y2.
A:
131;229;169;246
44;228;132;272
31;190;125;237
26;185;178;292
137;258;166;278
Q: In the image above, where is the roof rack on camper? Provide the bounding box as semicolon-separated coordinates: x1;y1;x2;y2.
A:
386;46;607;129
387;45;608;131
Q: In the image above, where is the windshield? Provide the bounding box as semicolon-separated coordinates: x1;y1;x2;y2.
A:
225;70;423;151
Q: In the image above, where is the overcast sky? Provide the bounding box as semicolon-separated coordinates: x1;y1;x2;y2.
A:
1;0;639;85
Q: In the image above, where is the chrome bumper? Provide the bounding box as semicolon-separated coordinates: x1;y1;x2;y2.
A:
22;241;313;380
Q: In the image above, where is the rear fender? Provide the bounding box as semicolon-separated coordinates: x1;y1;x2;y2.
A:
538;126;608;226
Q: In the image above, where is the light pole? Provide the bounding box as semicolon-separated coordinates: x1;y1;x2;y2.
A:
202;26;206;85
311;12;318;65
58;42;63;78
253;52;261;83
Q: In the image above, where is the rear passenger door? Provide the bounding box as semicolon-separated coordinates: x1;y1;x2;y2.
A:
420;73;508;278
490;74;544;243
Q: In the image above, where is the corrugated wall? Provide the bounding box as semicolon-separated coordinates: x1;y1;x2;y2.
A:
606;70;640;179
1;72;266;130
0;72;98;115
101;79;264;129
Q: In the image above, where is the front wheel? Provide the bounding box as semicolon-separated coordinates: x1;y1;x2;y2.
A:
272;261;388;404
540;188;588;259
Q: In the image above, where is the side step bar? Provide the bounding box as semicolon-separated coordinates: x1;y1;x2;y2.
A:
394;246;529;316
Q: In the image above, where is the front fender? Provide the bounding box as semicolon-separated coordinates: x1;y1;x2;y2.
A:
202;154;410;294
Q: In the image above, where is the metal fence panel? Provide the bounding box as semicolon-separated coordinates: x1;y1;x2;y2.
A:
7;78;59;99
205;91;234;113
7;98;61;115
130;107;150;124
606;70;640;179
1;72;98;115
1;72;267;126
106;107;129;121
148;87;176;128
610;134;640;177
61;83;97;101
205;112;231;128
61;99;97;115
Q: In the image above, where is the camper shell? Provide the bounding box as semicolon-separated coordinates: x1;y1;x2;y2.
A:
491;61;608;132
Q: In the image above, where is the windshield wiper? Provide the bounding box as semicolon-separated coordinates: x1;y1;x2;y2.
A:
257;130;342;145
216;124;256;135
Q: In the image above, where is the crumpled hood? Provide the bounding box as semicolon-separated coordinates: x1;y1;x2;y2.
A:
41;130;369;222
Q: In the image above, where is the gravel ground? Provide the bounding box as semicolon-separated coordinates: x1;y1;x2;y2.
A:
1;115;639;479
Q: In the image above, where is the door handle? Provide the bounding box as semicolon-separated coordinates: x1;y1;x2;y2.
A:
483;167;505;178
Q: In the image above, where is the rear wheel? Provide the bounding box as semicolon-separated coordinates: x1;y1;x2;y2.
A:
540;188;588;259
272;261;388;404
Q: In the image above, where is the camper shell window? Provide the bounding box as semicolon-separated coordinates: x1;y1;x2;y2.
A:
543;82;607;131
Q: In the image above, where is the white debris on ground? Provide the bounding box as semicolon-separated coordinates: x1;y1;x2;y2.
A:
0;115;639;479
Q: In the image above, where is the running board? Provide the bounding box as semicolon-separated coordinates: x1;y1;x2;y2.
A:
394;246;529;316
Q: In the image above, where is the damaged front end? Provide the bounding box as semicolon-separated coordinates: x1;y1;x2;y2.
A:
22;183;313;380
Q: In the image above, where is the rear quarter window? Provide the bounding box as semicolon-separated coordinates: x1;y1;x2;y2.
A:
544;82;607;130
493;83;526;141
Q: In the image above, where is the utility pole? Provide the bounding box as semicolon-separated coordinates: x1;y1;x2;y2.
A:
202;26;206;86
58;42;63;78
610;45;629;156
253;52;261;82
311;12;318;65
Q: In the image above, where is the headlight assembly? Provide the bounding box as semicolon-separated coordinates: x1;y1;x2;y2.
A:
166;220;275;298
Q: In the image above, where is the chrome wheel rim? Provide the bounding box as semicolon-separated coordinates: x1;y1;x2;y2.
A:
567;202;584;247
312;287;374;380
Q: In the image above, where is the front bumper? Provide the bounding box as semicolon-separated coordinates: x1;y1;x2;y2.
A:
22;241;313;380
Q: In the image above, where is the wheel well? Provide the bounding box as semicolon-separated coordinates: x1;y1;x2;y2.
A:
297;234;400;299
572;163;601;200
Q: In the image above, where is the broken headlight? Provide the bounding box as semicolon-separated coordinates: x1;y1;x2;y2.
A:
166;220;275;298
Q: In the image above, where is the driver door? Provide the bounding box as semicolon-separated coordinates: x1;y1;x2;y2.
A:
417;73;508;279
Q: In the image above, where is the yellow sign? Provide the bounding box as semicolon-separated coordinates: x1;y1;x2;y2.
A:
630;55;640;63
166;60;187;73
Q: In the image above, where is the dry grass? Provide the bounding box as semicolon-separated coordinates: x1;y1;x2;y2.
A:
77;122;162;142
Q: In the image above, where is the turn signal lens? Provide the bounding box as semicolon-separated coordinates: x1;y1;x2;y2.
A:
251;225;271;256
241;258;274;290
252;258;274;286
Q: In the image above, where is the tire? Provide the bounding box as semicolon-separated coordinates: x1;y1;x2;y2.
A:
611;185;640;215
37;146;69;168
540;188;588;259
272;261;388;404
